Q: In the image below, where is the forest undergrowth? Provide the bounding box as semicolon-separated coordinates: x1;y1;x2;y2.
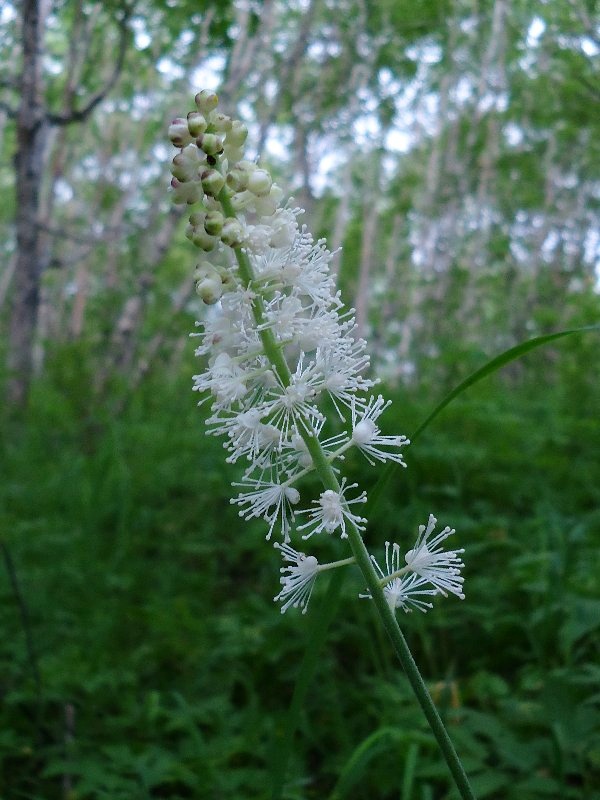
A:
1;337;598;800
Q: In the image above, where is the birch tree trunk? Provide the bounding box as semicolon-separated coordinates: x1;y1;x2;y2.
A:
7;0;49;406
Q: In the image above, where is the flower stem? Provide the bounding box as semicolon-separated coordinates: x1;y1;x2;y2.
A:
318;556;356;572
217;188;476;800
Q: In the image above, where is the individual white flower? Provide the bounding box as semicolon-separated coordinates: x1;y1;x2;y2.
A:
261;294;304;341
231;477;301;541
206;408;280;465
362;541;438;613
241;222;273;253
315;345;375;417
257;357;324;444
279;231;336;306
273;543;320;614
383;571;438;613
351;395;410;466
192;352;249;407
298;478;367;539
266;207;297;248
405;515;465;599
283;419;341;471
292;311;338;353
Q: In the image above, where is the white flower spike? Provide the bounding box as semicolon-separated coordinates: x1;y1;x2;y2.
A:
169;91;465;616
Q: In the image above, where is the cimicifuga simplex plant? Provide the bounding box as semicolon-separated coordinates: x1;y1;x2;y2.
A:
168;90;476;800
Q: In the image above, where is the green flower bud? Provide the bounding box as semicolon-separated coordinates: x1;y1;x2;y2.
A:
255;184;283;215
195;90;219;115
226;167;248;192
193;260;218;280
201;168;226;197
212;113;232;132
224;145;244;164
187;111;207;137
193;261;223;304
192;230;218;250
168;118;194;148
247;168;272;197
188;211;205;226
214;265;236;290
171;177;202;205
204;210;224;236
186;218;217;250
231;190;254;212
171;158;196;183
196;133;224;156
221;218;244;248
226;120;248;147
170;144;205;181
196;275;223;304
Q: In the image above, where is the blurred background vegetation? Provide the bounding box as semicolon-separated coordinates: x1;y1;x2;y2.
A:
1;0;599;797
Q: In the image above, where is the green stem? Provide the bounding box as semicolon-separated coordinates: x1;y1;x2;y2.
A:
217;189;476;800
318;555;356;572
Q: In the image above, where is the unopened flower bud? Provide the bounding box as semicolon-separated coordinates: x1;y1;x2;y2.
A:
226;120;248;147
193;260;219;281
204;210;224;236
201;168;225;197
188;211;206;227
247;169;272;196
212;113;232;132
171;177;202;205
196;275;223;304
171;159;195;183
195;90;219;114
196;133;224;156
186;215;217;249
187;111;207;137
214;265;236;291
230;190;254;212
255;184;283;216
221;218;244;248
170;143;204;181
237;160;257;173
226;167;248;192
168;118;194;148
224;145;244;164
193;261;223;304
194;230;218;250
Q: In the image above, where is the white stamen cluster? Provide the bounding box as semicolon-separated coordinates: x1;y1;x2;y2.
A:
169;91;465;616
360;516;465;613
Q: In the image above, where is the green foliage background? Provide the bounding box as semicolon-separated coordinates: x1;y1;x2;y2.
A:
1;332;599;799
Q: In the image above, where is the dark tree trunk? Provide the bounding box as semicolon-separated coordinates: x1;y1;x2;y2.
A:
7;0;48;406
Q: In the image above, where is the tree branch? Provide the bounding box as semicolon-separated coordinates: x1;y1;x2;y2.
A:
46;2;133;126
